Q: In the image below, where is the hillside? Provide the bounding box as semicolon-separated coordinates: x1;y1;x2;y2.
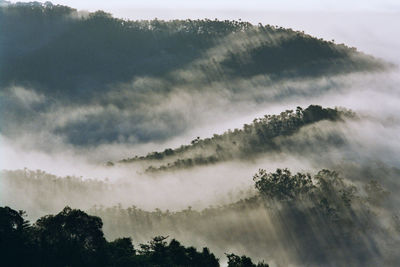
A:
1;2;385;99
91;168;398;266
0;2;388;148
116;105;353;172
2;166;399;266
1;1;400;267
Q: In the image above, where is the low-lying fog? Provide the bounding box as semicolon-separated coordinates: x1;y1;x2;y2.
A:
1;6;400;266
2;69;400;214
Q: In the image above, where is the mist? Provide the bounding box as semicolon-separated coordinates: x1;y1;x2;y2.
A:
1;2;400;266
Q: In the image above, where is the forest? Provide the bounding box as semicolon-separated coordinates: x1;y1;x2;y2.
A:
0;206;268;267
90;168;399;266
1;1;399;267
117;105;352;172
2;165;400;266
0;1;387;147
1;1;383;97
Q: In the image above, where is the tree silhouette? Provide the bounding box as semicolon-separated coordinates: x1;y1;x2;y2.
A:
226;253;269;267
0;206;256;267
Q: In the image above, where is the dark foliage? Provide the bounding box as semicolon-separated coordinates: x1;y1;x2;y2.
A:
0;2;386;147
226;253;269;267
253;168;314;201
0;2;384;102
119;105;350;171
34;207;108;266
91;168;397;266
0;206;269;267
1;166;397;266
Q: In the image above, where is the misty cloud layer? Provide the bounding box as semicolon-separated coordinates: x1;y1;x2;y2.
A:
1;2;400;267
0;2;387;153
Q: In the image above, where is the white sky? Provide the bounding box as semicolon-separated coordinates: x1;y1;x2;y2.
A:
10;0;400;12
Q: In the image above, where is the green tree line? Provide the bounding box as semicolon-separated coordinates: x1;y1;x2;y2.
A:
0;205;268;267
91;168;399;266
0;1;385;101
119;105;353;172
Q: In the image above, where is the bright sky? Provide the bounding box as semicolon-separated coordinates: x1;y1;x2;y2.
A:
9;0;400;13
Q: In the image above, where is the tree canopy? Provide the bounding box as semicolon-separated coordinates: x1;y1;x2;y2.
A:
0;206;266;267
118;105;351;172
0;2;385;101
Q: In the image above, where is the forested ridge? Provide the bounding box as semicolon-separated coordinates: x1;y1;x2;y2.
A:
90;168;400;266
0;1;388;148
117;105;352;172
0;105;355;217
2;167;399;266
1;1;399;267
0;1;385;101
2;104;399;266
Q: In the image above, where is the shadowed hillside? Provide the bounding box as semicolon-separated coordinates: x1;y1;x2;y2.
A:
0;2;388;148
0;2;385;100
1;2;399;266
116;105;353;172
90;168;400;267
2;167;399;266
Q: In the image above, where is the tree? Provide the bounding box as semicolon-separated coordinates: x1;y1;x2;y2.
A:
0;206;266;267
226;253;269;267
253;168;314;201
107;237;137;267
0;207;32;267
34;207;107;267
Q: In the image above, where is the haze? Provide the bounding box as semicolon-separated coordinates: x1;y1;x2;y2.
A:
1;1;400;266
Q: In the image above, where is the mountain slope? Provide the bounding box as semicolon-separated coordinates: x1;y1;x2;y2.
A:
116;105;353;172
0;2;387;148
0;2;386;101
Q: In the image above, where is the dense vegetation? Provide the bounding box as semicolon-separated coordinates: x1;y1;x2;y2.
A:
2;167;398;266
2;152;400;265
0;105;356;219
117;105;352;172
0;2;384;101
0;2;387;147
1;2;398;266
91;168;400;266
0;205;268;267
